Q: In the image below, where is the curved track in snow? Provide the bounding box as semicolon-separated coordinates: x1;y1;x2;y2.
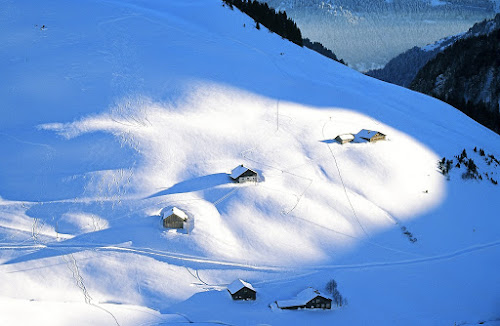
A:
2;239;500;274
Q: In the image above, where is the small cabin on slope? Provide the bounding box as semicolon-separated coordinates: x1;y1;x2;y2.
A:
355;129;386;143
162;207;188;229
335;133;355;144
276;288;332;310
230;165;258;183
227;279;256;300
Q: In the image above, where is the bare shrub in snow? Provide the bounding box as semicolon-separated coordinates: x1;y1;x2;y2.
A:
325;279;347;307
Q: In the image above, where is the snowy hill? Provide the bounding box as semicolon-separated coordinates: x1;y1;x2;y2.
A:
1;0;500;325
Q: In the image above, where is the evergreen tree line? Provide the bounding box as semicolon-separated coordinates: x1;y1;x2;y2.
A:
303;38;346;65
222;0;346;64
440;96;500;134
438;148;498;185
223;0;303;46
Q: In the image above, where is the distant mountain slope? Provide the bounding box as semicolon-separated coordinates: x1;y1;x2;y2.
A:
367;13;500;87
409;28;500;133
366;42;454;88
263;0;497;70
267;0;497;13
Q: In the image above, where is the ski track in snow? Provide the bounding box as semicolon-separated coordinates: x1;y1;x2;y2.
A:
2;239;499;274
62;253;121;326
321;120;371;235
0;132;55;151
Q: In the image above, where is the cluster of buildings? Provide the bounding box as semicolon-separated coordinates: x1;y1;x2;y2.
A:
161;164;258;230
159;135;366;310
335;129;386;144
161;129;387;230
161;128;387;229
227;279;334;310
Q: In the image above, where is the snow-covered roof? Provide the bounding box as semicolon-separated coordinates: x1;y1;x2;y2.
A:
227;279;255;294
355;129;384;140
230;165;256;179
276;288;331;308
335;133;355;141
162;207;188;220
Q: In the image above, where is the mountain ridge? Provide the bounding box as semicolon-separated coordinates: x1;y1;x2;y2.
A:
264;0;498;70
366;13;500;87
410;27;500;134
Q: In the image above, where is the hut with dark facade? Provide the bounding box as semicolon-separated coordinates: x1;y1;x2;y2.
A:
227;279;256;301
334;133;355;144
230;165;258;183
355;129;386;143
276;288;332;310
161;207;188;229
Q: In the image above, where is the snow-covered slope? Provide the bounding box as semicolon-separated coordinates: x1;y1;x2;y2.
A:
1;0;499;325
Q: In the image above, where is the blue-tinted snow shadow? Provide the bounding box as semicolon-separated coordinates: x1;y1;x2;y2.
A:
1;226;135;265
2;213;165;266
0;130;140;202
147;173;233;198
319;139;368;144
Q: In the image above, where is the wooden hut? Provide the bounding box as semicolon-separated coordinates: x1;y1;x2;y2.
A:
335;133;355;144
230;165;258;183
276;288;332;310
227;279;256;301
162;207;188;229
355;129;386;142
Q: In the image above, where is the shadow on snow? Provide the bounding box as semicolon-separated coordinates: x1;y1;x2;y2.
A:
146;173;234;199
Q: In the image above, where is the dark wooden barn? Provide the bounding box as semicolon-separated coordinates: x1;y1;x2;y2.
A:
355;129;386;142
227;279;256;301
276;288;332;310
162;207;188;229
230;165;258;183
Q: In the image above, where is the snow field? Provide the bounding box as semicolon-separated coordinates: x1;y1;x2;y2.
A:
0;0;499;325
38;84;448;265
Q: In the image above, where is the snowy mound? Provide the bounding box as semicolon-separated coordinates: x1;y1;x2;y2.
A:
1;0;499;325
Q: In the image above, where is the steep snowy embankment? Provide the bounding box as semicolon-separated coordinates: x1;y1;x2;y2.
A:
0;0;499;325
